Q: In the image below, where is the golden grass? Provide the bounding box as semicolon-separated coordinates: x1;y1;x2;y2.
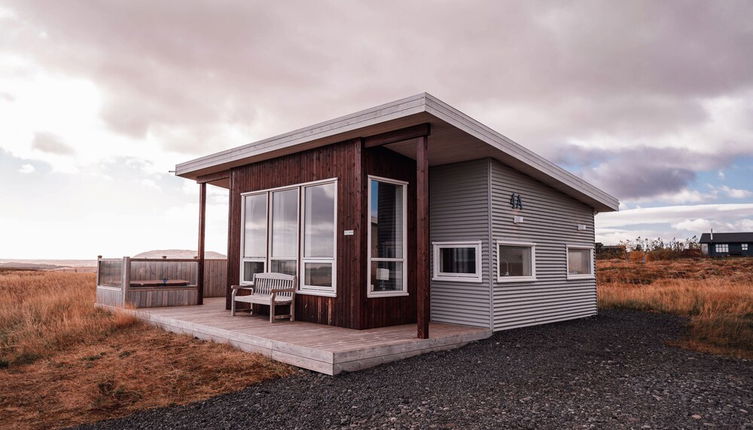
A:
598;258;753;358
0;271;293;430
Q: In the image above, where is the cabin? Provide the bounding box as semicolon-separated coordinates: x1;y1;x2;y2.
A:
700;232;753;257
95;93;618;374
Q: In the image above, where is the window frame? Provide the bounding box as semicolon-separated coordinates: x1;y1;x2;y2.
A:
496;240;537;283
239;178;338;297
240;191;269;285
268;187;300;278
367;175;409;298
299;181;338;295
743;243;749;251
715;243;729;253
566;244;595;280
432;241;483;283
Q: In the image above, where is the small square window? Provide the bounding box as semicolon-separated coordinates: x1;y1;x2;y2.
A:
497;242;536;282
567;246;594;279
432;242;482;283
741;244;748;251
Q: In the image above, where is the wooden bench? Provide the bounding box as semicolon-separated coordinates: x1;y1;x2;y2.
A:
230;273;296;322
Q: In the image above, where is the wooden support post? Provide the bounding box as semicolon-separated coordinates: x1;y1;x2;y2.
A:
122;256;131;307
197;182;206;305
416;135;430;339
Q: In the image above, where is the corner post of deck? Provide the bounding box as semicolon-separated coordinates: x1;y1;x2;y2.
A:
122;256;130;307
197;182;206;305
416;132;430;339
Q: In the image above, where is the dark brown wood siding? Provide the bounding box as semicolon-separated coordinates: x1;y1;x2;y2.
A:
227;139;365;328
226;141;417;329
363;146;418;328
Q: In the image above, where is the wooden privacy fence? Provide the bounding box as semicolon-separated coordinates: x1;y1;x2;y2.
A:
95;257;227;308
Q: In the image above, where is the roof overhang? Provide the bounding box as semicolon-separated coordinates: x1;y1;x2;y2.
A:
176;93;619;212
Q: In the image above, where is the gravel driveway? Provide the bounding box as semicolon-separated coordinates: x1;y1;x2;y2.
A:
78;310;753;429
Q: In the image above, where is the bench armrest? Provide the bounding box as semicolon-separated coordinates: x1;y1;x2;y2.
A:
231;285;255;293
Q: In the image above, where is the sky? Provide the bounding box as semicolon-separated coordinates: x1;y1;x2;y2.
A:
1;1;752;259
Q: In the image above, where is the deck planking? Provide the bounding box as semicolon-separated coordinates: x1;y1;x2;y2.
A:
98;297;491;375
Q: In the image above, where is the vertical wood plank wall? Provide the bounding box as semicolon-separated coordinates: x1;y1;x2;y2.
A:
227;141;419;329
202;260;227;297
228;140;364;328
362;146;418;328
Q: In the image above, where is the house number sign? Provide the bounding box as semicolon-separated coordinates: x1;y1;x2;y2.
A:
510;192;523;210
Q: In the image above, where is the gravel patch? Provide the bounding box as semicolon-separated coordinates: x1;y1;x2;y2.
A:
77;310;753;429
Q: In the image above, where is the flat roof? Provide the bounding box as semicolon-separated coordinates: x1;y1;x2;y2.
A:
175;93;619;212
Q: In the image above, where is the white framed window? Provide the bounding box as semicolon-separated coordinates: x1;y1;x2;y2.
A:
270;188;299;277
497;241;536;282
300;181;337;294
743;244;749;251
715;243;729;253
241;192;267;284
240;178;338;297
432;241;482;283
367;176;408;298
566;245;594;279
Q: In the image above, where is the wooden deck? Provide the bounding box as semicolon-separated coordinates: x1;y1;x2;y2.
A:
99;297;492;375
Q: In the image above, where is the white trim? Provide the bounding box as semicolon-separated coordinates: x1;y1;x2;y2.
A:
269;186;300;264
432;241;483;283
239;178;338;294
239;192;269;285
367;175;409;298
240;177;338;196
299;180;338;294
496;240;537;283
566;245;595;280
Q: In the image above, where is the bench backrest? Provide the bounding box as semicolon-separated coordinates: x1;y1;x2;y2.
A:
252;272;296;297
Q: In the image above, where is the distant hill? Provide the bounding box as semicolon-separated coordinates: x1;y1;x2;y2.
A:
133;249;226;259
0;260;97;272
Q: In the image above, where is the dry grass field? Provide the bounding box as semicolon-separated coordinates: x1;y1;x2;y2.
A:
597;257;753;358
0;270;292;430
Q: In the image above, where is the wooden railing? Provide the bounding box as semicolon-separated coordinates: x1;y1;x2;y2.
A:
95;257;227;308
96;258;123;287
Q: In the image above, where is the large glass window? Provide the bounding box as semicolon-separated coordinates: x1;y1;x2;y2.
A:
242;193;267;282
715;243;729;253
270;189;299;276
497;242;536;282
302;182;336;291
567;246;594;279
240;179;337;295
433;242;482;282
368;177;407;297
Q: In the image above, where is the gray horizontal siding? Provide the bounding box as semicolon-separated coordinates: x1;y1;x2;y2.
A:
429;159;490;328
490;159;596;331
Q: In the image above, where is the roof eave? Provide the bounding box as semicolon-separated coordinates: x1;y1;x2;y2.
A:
175;92;619;212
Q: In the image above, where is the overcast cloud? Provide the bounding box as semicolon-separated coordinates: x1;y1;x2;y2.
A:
1;1;752;258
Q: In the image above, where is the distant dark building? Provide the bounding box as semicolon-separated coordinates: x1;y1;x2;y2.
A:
699;232;753;257
595;243;627;259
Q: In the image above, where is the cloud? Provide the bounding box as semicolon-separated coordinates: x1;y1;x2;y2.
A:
2;0;753;159
32;132;75;155
596;203;753;244
18;163;34;174
597;203;753;229
1;1;753;257
717;185;752;199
